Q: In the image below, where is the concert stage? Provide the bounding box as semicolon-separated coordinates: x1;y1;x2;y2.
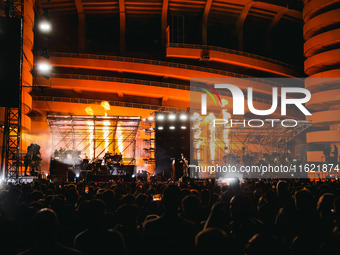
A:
47;114;141;181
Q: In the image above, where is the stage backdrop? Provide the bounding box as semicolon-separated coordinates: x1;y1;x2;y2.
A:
155;112;190;177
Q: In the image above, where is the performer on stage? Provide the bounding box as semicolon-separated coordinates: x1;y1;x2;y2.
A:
82;155;89;170
174;153;189;180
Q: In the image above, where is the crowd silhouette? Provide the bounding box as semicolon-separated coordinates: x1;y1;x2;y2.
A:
0;178;339;255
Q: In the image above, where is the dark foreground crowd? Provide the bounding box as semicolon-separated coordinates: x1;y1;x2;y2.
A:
0;178;339;255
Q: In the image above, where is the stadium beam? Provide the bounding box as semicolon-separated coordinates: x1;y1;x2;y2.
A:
161;0;169;47
236;1;254;51
202;0;213;46
74;0;85;52
119;0;126;55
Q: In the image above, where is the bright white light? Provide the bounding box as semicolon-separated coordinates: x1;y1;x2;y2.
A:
219;178;239;185
76;173;80;178
148;116;154;121
180;114;187;120
158;126;163;130
142;118;146;121
157;115;164;120
168;114;176;121
37;62;52;73
149;128;154;131
45;172;48;177
169;126;175;130
132;174;135;178
39;21;52;32
181;126;186;129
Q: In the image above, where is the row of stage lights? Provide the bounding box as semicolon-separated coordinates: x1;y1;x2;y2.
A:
143;126;187;131
143;113;189;131
157;126;187;130
143;113;188;122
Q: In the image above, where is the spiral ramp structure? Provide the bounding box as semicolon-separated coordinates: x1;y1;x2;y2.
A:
303;0;340;162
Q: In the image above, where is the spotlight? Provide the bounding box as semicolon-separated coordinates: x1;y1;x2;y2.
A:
180;114;187;120
39;21;52;33
142;118;146;121
148;116;154;121
157;114;164;120
132;174;135;178
45;172;48;177
158;126;163;130
37;62;52;73
168;114;176;121
149;128;154;131
76;173;80;178
181;126;186;129
169;126;175;130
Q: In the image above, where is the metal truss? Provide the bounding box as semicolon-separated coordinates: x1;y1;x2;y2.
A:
5;0;23;18
217;120;310;149
142;118;155;164
195;120;312;164
47;114;141;165
3;108;22;181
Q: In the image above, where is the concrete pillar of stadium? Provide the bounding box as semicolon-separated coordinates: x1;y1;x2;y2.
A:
303;0;340;164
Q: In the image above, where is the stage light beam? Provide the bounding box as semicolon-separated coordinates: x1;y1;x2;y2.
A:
85;106;95;159
100;101;110;113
